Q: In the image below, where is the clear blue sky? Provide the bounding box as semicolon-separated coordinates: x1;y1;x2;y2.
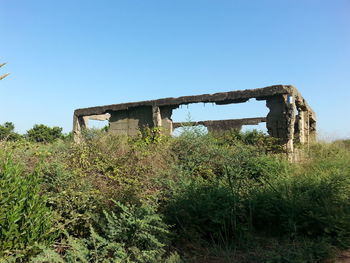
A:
1;0;349;139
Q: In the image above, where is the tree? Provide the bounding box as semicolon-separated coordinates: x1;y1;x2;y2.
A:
0;122;22;141
0;63;10;80
26;124;64;143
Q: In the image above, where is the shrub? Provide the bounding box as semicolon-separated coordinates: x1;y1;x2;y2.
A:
165;130;291;247
260;238;333;263
26;124;64;143
65;130;172;204
334;139;350;151
0;122;22;141
250;172;350;245
171;133;234;179
93;201;170;262
213;129;284;153
0;156;57;259
164;180;250;246
172;130;288;184
33;201;172;263
40;162;102;238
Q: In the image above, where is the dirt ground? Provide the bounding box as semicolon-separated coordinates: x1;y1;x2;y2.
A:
334;250;350;263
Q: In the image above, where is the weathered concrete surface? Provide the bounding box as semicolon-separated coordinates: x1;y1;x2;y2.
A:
159;106;174;135
82;113;111;128
173;117;266;132
73;85;316;154
75;85;299;117
109;106;153;136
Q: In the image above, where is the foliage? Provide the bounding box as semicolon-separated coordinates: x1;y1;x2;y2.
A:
0;156;57;260
89;201;169;262
0;122;22;141
165;180;250;245
0;129;350;262
165;133;289;246
40;162;102;237
32;201;172;263
136;126;163;145
261;238;333;263
213;129;284;153
65;131;171;205
26;124;64;143
334;139;350;150
250;172;350;243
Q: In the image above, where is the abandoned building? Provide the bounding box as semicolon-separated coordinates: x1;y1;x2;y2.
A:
73;85;316;153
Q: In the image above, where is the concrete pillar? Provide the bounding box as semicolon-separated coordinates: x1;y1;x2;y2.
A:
159;106;174;135
296;110;307;144
285;96;296;154
266;95;287;139
83;116;90;128
297;111;316;146
73;114;88;143
266;95;295;153
152;106;162;127
309;118;317;142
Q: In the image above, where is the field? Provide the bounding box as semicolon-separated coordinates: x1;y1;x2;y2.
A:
1;126;350;263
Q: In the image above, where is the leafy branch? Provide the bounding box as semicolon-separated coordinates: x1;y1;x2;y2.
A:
0;62;10;80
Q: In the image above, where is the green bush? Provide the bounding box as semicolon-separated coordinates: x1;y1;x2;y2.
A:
26;124;64;143
0;122;22;141
166;130;292;247
334;139;350;151
0;156;57;259
92;201;170;262
164;180;250;245
171;133;235;179
213;129;283;153
40;162;102;238
172;131;287;182
33;201;173;263
256;238;333;263
250;170;350;246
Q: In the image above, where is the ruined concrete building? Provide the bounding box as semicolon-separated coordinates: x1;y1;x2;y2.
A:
73;85;316;153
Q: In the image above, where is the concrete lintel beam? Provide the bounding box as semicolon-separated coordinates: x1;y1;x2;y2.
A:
74;85;297;117
173;117;266;129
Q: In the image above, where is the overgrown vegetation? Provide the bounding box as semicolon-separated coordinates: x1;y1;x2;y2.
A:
0;122;22;141
26;124;64;143
0;123;350;262
0;122;65;143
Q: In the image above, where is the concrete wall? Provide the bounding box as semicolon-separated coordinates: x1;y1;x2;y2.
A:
109;106;154;136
